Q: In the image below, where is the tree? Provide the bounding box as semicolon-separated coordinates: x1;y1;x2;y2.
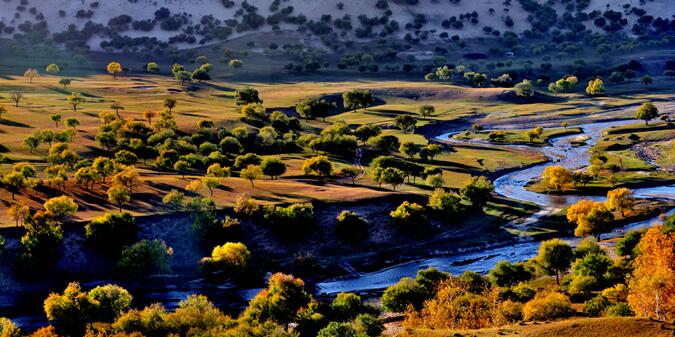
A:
606;188;634;217
399;141;418;160
241;165;263;187
537;239;574;285
200;242;251;272
317;322;359;337
108;184;132;211
627;226;674;320
88;284;133;322
92;157;115;182
489;260;532;287
24;68;39;83
342;89;375;111
548;75;578;93
164;98;177;112
43;195;77;219
0;317;21;337
394;115;417;133
302;155;333;178
522;292;572;321
295;97;336;121
242;272;311;324
44;282;98;335
514;79;535;97
65;117;80;130
146;62;160;72
59;78;72;89
162;189;185;211
585;78;605;96
390;201;426;228
354;124;381;142
417;105;435;118
561;121;569;130
85;211;138;252
228;59;243;70
460;176;494;207
8;202;30;227
46;64;60;75
117;240;173;278
107;62;122;79
567;199;615;240
381;277;425;312
143;110;156;125
241;103;267;120
67;92;84;112
419;144;443;161
428;188;461;214
10;92;23;107
110;102;125;118
261;157;287;179
49;113;62;127
202;176;221;196
234;87;262;105
640;75;653;87
379;167;405;190
635;102;659;125
175;70;192;85
541;165;572;190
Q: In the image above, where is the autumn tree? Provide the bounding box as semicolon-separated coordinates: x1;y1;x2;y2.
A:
627;226;675;320
107;62;122;79
541;165;572;190
635;102;659;125
200;242;251;273
514;79;535;97
567;199;615;240
606;188;634;217
537;239;574;285
8;202;30;227
586;78;605;96
108;184;132;211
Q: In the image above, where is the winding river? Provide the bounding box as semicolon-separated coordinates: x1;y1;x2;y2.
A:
315;119;675;294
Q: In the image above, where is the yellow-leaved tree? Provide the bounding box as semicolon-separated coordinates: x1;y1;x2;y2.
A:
627;226;675;320
567;199;614;240
107;62;122;79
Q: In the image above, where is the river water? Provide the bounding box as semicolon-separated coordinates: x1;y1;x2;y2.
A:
316;119;675;294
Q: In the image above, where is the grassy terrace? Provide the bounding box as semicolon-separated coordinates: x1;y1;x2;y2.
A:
452;127;583;145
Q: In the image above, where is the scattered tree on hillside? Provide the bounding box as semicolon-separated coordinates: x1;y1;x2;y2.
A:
394;115;417;133
67;92;85;112
110;102;124;118
108;184;132;211
548;75;578;93
59;78;72;89
417;105;435;118
234;87;262;106
24;68;39;83
635;102;659;125
45;64;60;76
514;79;535;97
164;98;177;112
107;62;122;79
342;89;375;111
10;92;23;108
146;62;160;72
586;78;606;96
302;155;333;178
295;97;336;121
240;165;263;187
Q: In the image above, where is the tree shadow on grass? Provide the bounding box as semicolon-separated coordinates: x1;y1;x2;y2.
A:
0;119;31;128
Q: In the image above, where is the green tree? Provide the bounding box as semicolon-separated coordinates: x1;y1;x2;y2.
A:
296;97;336;121
45;64;60;75
164;98;177;112
514;79;535;97
44;195;78;218
394;115;417;133
107;184;132;211
302;155;333;178
428;188;461;214
234;87;263;105
162;189;185;211
640;75;653;87
241;165;263;187
537;239;574;285
390;201;426;228
489;260;532;287
417;105;435;118
117;239;173;278
88;284;133;322
317;322;359;337
146;62;160;72
399;141;418;160
85;212;138;252
381;277;425;312
67;92;84;112
64;117;80;129
59;78;72;89
260;157;287;179
460;176;494;207
635;102;659;125
379;167;405;190
342;89;375;111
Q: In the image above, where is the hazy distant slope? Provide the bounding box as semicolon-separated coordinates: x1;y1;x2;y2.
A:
0;0;672;50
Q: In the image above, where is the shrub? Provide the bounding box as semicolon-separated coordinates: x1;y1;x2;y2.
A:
499;300;523;322
85;212;138;253
584;295;609;316
522;292;572;321
381;277;425;312
605;302;633;317
335;210;368;242
354;313;384;337
331;292;363;321
511;283;536;302
390;201;426;228
117;240;173;278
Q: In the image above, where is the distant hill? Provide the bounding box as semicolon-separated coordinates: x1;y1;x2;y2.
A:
0;0;673;52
